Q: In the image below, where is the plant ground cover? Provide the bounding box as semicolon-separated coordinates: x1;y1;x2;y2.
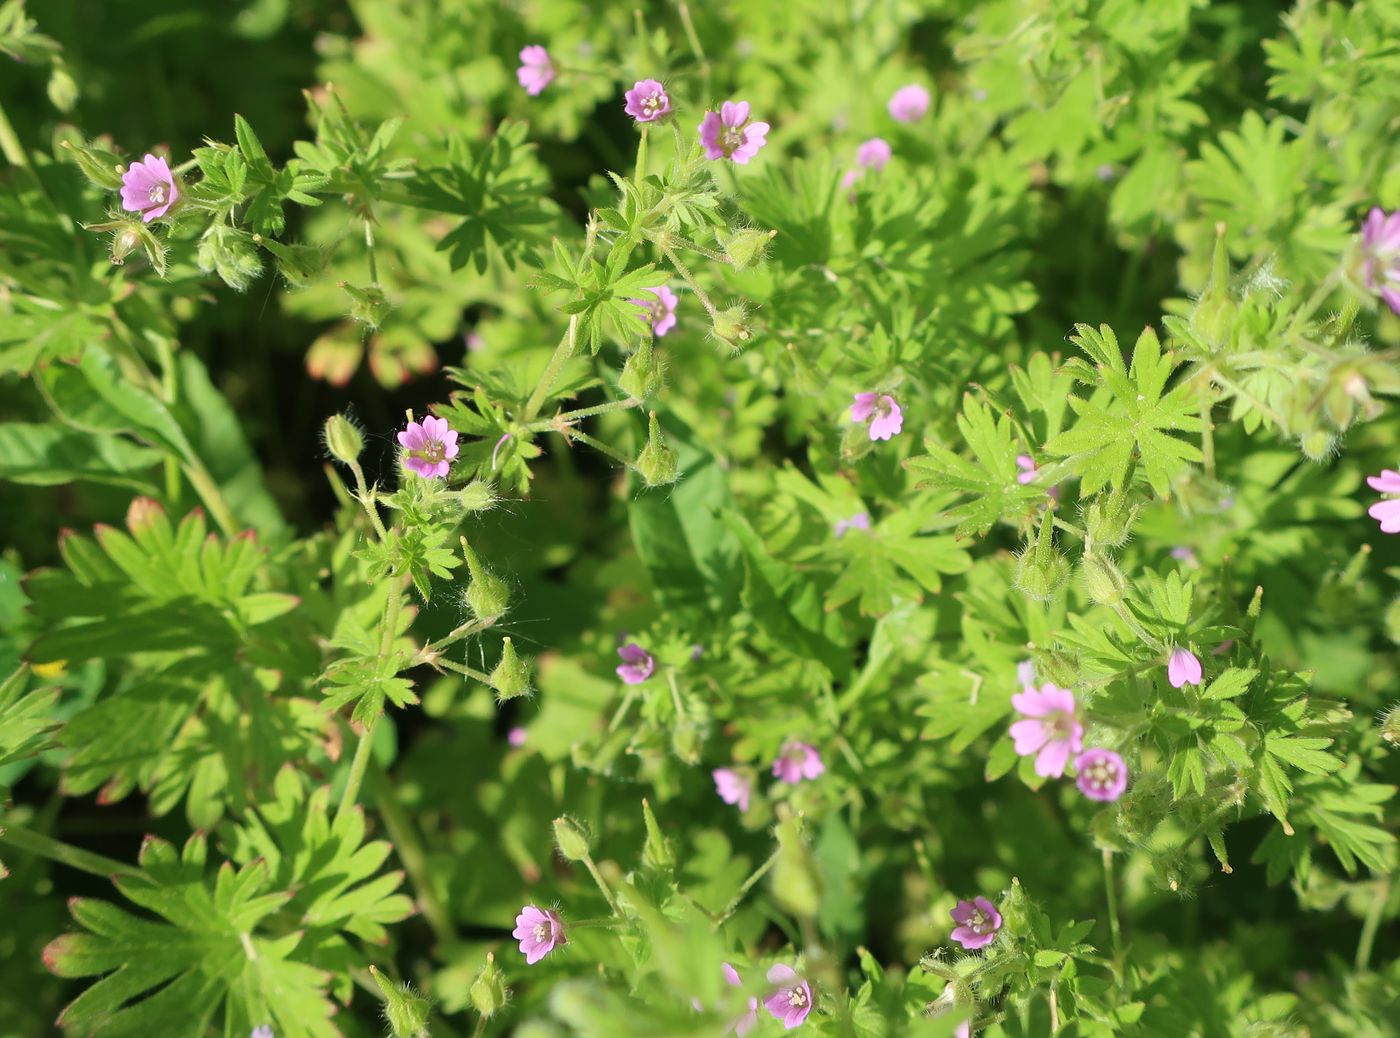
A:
1;1;1400;1036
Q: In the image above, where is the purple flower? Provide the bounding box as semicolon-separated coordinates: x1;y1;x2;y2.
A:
517;45;555;95
834;512;871;538
721;963;760;1036
888;84;931;123
251;1028;274;1038
1074;748;1128;802
397;414;459;479
949;896;1002;950
616;642;655;684
1167;648;1202;688
1366;469;1400;533
699;101;770;164
772;741;825;784
633;284;678;336
1016;659;1035;688
850;392;903;441
713;768;751;812
508;726;527;747
1360;208;1400;314
513;905;565;964
119;154;179;223
1015;454;1039;485
1170;546;1199;565
1009;683;1083;778
856;137;892;170
624;79;672;122
763;964;813;1029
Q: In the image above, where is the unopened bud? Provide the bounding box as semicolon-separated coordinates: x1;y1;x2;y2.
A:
1380;702;1400;747
197;224;262;292
460;536;509;620
1083;484;1138;548
1081;551;1127;606
636;412;679;487
710;305;753;353
458;480;497;513
552;816;592;862
619;336;665;399
110;225;143;265
369;965;432;1038
641;798;675;871
1014;511;1068;601
469;953;509;1018
489;638;531;701
1191;224;1236;350
720;227;775;270
1298;428;1338;463
322;413;364;465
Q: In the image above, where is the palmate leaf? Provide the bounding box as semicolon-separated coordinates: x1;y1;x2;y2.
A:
0;665;63;879
905;393;1046;537
1043;324;1202;497
44;833;338;1038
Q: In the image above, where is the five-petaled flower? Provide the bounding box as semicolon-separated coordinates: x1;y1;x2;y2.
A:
1167;647;1202;688
888;84;931;123
949;896;1002;950
625;79;672;122
398;415;459;479
856;137;892;170
763;964;814;1029
713;768;752;812
1075;748;1129;802
772;741;825;784
1009;683;1083;777
1360;207;1400;315
834;512;871;538
850;392;903;441
1366;469;1400;533
633;284;678;336
517;45;554;95
120;154;179;223
513;905;565;964
616;642;655;684
699;101;770;164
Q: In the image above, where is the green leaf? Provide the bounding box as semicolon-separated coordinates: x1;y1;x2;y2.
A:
0;423;161;489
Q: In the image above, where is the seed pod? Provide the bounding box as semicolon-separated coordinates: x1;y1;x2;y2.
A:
489;637;531;700
458;480;497;513
552;816;592;862
619;336;665;399
322;414;364;465
460;536;509;620
636;412;679;487
468;953;509;1018
1081;551;1127;606
369;966;431;1038
710;306;753;352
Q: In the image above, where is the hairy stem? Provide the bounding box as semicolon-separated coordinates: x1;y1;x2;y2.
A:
712;848;780;930
523;319;578;422
579;851;622;915
525;396;642;431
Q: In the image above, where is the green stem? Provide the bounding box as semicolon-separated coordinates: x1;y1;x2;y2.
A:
413;616;494;664
522;320;578;422
563;428;636;470
336;718;378;826
1102;849;1125;984
657;239;719;319
181;456;242;537
0;822;143;879
712;849;780;929
347;458;389;541
635;124;649;182
364;217;380;286
367;761;456;946
429;654;497;685
580;851;622;915
1355;873;1392;971
675;0;712;96
524;397;641;431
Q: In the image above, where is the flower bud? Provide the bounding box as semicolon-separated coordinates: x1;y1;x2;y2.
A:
1013;510;1068;602
109;225;143;266
1298;428;1338;463
459;480;497;513
1191;224;1236;351
342;280;393;329
720;227;776;270
369;965;431;1038
489;637;531;700
619;336;665;399
58;138;125;190
553;816;592;862
460;536;509;620
641;798;675;871
1081;551;1127;606
1082;484;1139;548
322;413;364;465
1379;702;1400;748
469;953;509;1019
710;305;753;353
636;412;679;487
771;815;821;919
197;224;263;292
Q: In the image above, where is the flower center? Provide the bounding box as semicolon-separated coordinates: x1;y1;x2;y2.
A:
148;183;167;205
533;922;550;942
1086;760;1119;791
788;988;807;1008
642;92;665;117
419;440;446;464
720;126;746;154
968;909;989;933
1050;710;1075;739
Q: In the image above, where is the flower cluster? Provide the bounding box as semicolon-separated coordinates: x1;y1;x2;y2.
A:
1009;681;1129;802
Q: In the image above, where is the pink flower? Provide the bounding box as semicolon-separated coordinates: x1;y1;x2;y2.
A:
949;896;1002;950
834;512;871;538
1366;469;1400;533
616;642;655;684
888;84;931;123
763;964;813;1029
1009;683;1083;778
1074;748;1128;802
699;101;770;164
397;414;459;479
1167;648;1202;688
633;284;678;336
513;905;565;964
850;392;903;441
507;726;527;747
721;963;760;1036
956;1023;971;1038
517;45;555;95
251;1028;274;1038
1015;454;1039;485
856;137;892;170
713;768;751;812
624;79;671;122
119;154;179;222
1016;659;1035;688
1360;208;1400;314
772;741;824;784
